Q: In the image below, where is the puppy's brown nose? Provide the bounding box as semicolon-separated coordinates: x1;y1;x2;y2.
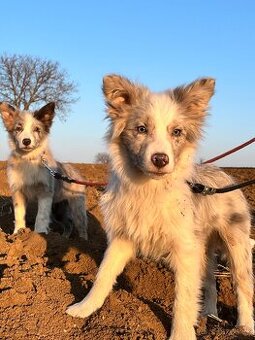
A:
22;138;31;146
151;153;169;168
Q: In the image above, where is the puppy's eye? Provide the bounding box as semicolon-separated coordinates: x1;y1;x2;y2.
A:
137;125;147;134
15;126;23;132
172;128;182;137
34;127;41;133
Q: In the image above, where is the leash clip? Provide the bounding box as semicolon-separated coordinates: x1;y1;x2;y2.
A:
187;182;216;195
41;156;73;183
201;186;216;195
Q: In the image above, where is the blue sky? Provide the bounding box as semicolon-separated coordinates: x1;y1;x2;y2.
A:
0;0;254;166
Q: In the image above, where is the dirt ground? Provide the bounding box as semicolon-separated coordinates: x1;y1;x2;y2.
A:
0;161;255;340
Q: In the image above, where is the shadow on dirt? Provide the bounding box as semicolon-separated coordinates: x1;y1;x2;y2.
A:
0;197;107;301
0;195;13;233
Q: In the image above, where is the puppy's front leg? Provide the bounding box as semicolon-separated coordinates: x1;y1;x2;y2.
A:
66;238;135;318
34;192;53;234
169;242;204;340
12;190;26;233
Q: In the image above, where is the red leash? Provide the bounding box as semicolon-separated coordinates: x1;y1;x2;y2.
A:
203;137;255;164
65;178;108;187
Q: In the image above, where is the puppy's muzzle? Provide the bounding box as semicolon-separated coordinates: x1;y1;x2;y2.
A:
151;153;169;168
22;138;31;146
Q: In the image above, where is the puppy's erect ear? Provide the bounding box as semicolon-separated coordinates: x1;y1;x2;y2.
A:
103;74;143;119
172;78;215;117
0;102;18;131
171;78;215;143
34;102;55;132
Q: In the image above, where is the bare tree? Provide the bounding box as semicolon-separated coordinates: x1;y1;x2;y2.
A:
0;53;78;118
95;152;111;164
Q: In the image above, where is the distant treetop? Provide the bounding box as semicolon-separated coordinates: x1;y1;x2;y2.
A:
95;152;111;164
0;53;79;119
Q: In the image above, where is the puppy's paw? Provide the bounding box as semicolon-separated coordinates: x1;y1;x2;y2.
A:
169;328;196;340
236;314;254;335
237;323;255;335
66;301;95;318
13;225;26;234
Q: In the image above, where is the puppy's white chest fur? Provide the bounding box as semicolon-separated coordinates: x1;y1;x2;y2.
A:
7;159;51;193
101;180;194;260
